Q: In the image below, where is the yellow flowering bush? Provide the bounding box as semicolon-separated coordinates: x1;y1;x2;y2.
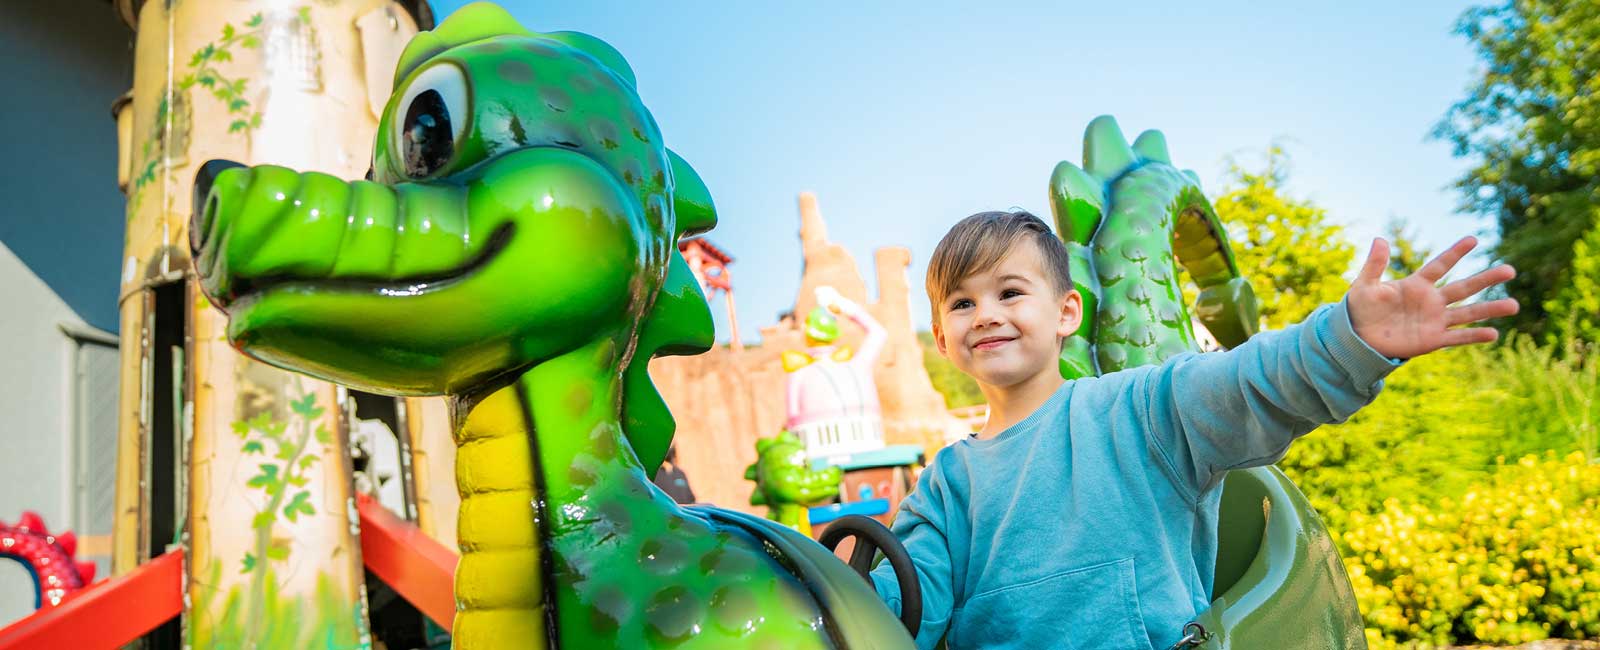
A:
1339;453;1600;647
1281;340;1600;647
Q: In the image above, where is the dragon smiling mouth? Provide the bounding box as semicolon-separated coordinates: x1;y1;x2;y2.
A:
191;158;510;310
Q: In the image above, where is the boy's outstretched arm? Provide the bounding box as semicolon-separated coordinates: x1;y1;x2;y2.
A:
869;466;957;650
1346;236;1519;359
1131;236;1517;497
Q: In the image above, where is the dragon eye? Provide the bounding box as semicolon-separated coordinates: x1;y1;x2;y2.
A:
393;63;469;179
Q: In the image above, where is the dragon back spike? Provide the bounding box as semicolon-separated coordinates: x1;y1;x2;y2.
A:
1048;161;1106;245
622;251;715;477
1132;130;1172;164
669;150;717;237
1083;115;1138;180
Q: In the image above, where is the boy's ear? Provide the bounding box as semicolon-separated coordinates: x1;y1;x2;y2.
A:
1058;289;1084;338
932;320;949;357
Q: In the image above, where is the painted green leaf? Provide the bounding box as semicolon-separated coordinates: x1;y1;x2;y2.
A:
290;393;319;418
242;440;264;454
283;491;315;523
229;99;248;112
314;425;332;446
249;114;263;128
231;420;250;437
177;74;196;91
245;13;262;28
275;443;297;461
298;454;319;470
247;464;280;488
297;7;311;24
240;553;256;574
241;35;260;49
213;49;232;63
265;543;289;562
221;24;235;40
287;474;309;488
251;510;274;530
229;120;249;133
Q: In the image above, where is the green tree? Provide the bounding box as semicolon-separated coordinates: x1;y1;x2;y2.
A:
1544;220;1600;346
1383;217;1432;279
1435;0;1600;339
1213;147;1356;328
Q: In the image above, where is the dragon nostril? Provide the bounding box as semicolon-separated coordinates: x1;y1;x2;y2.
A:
191;159;246;253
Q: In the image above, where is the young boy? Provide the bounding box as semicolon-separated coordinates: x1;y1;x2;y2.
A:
868;210;1518;649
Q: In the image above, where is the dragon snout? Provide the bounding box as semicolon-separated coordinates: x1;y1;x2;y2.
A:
191;159;247;259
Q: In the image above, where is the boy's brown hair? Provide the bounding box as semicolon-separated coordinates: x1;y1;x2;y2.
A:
926;210;1074;324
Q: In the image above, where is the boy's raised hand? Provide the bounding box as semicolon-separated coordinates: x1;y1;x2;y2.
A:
1346;236;1519;360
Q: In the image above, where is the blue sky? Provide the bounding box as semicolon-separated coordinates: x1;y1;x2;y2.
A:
435;1;1486;342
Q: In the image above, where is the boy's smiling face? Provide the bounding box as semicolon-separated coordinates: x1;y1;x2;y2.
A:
933;241;1083;390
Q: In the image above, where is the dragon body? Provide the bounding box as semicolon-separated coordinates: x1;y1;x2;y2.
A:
190;4;909;648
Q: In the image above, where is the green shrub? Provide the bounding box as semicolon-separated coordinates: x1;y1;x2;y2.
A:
1282;338;1600;647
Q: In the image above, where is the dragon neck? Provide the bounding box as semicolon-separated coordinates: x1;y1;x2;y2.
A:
1094;166;1202;370
449;335;675;647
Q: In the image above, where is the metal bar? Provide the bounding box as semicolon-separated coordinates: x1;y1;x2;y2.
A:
355;493;458;629
0;550;184;649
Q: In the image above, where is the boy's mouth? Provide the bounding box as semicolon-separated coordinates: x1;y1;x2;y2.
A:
973;336;1015;351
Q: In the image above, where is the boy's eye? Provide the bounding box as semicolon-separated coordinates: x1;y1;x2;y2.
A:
1001;289;1022;299
950;298;974;310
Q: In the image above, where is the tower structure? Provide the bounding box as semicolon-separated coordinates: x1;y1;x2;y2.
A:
679;237;744;351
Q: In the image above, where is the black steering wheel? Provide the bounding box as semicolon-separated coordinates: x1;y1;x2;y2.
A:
818;514;922;639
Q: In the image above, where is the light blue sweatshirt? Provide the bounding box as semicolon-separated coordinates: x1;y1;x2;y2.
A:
869;300;1399;649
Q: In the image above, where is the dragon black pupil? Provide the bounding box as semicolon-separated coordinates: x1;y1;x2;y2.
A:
403;89;453;177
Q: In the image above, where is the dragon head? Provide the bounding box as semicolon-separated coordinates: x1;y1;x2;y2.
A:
190;2;715;470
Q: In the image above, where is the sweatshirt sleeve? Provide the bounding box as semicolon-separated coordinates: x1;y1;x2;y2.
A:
869;461;957;650
1135;298;1400;500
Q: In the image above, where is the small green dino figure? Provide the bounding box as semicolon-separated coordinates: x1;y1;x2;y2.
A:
190;3;911;648
1049;116;1261;378
745;431;843;536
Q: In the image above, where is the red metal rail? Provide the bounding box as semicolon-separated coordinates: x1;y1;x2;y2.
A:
0;497;458;648
355;493;458;629
0;549;184;649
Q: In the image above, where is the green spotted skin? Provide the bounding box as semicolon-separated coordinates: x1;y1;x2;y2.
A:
191;3;911;648
1050;116;1260;377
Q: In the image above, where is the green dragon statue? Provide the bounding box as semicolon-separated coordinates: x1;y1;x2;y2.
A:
1047;117;1365;649
744;431;842;536
189;3;911;648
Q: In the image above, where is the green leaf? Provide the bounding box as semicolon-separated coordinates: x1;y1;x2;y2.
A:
251;510;274;530
265;543;289;562
249;113;263;128
275;444;297;461
197;73;216;88
240;553;256;574
297;7;311;24
231;420;250;437
241;35;261;49
245;13;263;28
314;425;332;446
283;491;315;523
298;454;319;470
229;120;249;133
177;74;196;91
213;49;232;63
246;464;280;488
242;440;264;454
287;474;309;488
221;24;235;41
229;98;248;112
290;393;319;418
